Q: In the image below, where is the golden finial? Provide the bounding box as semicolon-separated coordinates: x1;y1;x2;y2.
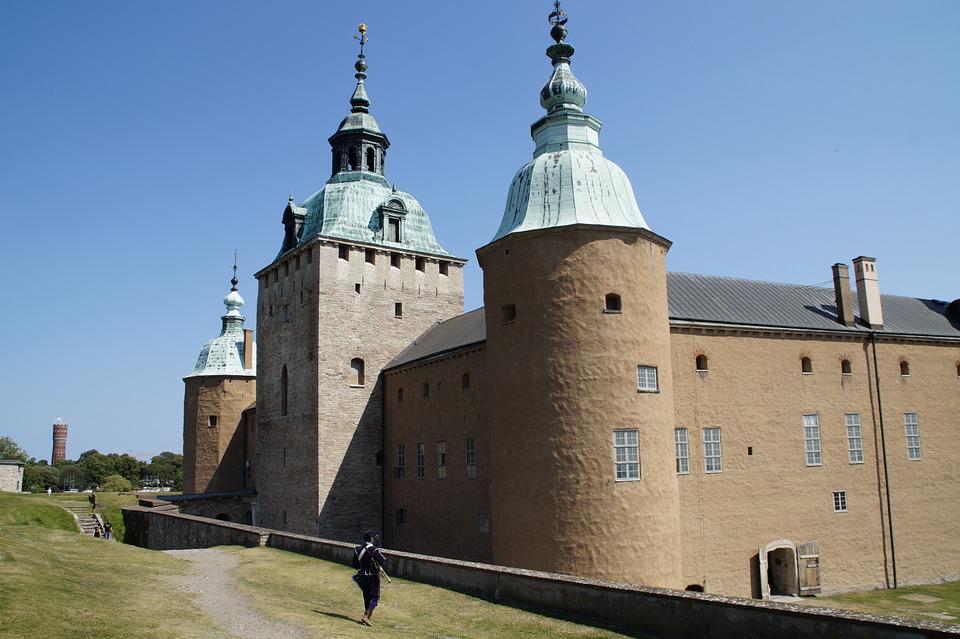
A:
358;23;367;35
354;23;369;55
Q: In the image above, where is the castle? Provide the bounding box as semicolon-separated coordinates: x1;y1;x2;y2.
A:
182;9;960;598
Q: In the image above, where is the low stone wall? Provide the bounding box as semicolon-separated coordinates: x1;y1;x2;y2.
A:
123;506;959;638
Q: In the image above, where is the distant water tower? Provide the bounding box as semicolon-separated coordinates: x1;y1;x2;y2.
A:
51;422;68;463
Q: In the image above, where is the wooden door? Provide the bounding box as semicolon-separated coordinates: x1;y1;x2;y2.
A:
796;540;821;595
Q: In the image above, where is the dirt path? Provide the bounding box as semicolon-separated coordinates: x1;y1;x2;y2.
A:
165;548;310;639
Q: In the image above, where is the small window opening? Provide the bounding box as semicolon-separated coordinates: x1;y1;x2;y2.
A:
350;358;365;387
685;584;705;593
355;283;361;294
397;388;403;403
283;262;289;277
339;245;350;261
348;147;359;170
375;450;383;467
501;304;517;323
900;360;910;377
416;256;425;272
208;415;218;428
365;249;375;264
395;302;403;318
295;255;300;271
306;249;312;264
395;508;407;525
439;261;449;276
695;354;709;372
282;510;288;526
604;293;622;313
956;363;960;377
833;490;847;513
387;218;400;243
422;382;429;397
366;147;375;172
747;446;753;456
280;366;288;416
462;372;470;389
801;357;813;374
391;253;401;269
841;359;852;375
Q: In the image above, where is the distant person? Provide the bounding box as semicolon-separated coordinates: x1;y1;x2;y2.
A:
104;523;112;540
46;487;52;495
352;530;387;626
93;527;101;538
88;492;97;509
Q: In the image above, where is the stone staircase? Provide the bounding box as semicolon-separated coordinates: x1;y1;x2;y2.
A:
59;500;103;537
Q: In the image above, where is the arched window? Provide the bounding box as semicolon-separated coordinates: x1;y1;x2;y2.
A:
462;372;470;389
348;147;359;170
695;354;709;372
685;584;705;593
899;360;910;377
422;382;429;397
366;148;375;172
351;358;365;386
801;357;813;374
605;293;622;312
397;387;403;403
280;365;288;416
841;359;852;375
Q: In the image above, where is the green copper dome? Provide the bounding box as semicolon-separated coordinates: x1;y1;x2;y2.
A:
492;8;649;242
187;274;256;378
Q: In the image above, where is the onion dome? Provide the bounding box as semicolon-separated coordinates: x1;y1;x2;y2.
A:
539;10;587;113
187;262;256;378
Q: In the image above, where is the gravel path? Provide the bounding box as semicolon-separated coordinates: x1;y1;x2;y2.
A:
165;548;309;639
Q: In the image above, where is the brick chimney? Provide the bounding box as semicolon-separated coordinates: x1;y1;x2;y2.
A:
852;256;883;329
831;263;855;328
243;329;254;370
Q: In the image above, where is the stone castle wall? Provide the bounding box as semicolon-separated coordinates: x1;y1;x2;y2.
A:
0;463;24;492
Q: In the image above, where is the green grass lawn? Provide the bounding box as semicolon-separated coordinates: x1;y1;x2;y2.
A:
226;545;629;638
37;491;139;541
812;581;960;626
0;492;217;639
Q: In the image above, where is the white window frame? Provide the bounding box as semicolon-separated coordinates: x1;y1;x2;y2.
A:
613;429;641;481
703;427;722;473
675;428;689;474
845;413;864;464
395;444;406;479
415;442;425;479
636;365;659;393
803;414;822;466
436;441;447;479
833;490;847;513
904;412;921;460
465;437;477;479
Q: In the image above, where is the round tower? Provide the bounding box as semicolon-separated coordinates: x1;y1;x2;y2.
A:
477;6;681;588
183;261;257;495
51;422;68;464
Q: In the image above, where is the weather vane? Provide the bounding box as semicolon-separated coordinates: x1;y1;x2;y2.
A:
549;1;567;26
354;23;368;56
231;250;239;291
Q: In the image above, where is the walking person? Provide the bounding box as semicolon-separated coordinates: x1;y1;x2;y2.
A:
104;523;112;540
352;530;386;626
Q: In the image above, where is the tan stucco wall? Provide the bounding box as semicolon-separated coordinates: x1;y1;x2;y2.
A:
182;376;255;494
0;463;24;492
383;347;491;561
477;226;682;588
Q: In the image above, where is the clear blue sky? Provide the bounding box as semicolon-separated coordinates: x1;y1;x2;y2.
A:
1;1;957;461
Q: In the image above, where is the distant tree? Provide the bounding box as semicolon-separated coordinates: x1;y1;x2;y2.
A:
0;436;29;462
24;464;60;492
58;463;88;490
143;452;183;490
79;452;116;488
112;454;143;486
101;474;133;492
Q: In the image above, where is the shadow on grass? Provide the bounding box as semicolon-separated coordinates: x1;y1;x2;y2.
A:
313;609;362;625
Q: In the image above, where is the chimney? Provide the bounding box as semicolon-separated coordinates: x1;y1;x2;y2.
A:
852;256;883;329
831;263;855;327
243;329;254;370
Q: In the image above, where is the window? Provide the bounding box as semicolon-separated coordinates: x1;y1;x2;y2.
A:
365;249;375;264
295;255;300;271
306;249;312;264
501;304;516;323
636;365;658;392
390;252;401;268
956;363;960;377
462;372;470;389
422;382;429;397
416;443;425;478
282;304;290;322
397;387;403;403
695;355;709;372
900;361;910;377
348;147;359;170
395;445;406;478
339;244;350;261
803;414;822;466
675;428;689;474
350;358;365;387
208;415;218;428
282;510;288;526
613;429;640;481
833;491;847;513
283;262;289;277
387;218;400;243
366;147;375;172
904;412;921;460
841;359;852;375
439;261;449;276
282;447;286;469
466;438;477;478
801;357;813;374
703;427;722;473
415;256;425;272
604;293;622;313
395;302;403;318
395;507;407;525
355;283;361;294
280;366;288;416
479;512;490;534
436;441;447;479
845;414;864;464
375;451;383;467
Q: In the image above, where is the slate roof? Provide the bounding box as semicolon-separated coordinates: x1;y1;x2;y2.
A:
385;273;959;371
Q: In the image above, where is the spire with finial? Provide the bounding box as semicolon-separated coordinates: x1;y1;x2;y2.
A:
350;23;371;113
540;1;587;113
230;250;239;291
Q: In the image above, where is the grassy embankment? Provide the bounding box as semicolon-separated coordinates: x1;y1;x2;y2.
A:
0;492;216;639
812;582;960;626
227;545;628;638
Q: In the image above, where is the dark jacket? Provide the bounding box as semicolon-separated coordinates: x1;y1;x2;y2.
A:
352;542;386;576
